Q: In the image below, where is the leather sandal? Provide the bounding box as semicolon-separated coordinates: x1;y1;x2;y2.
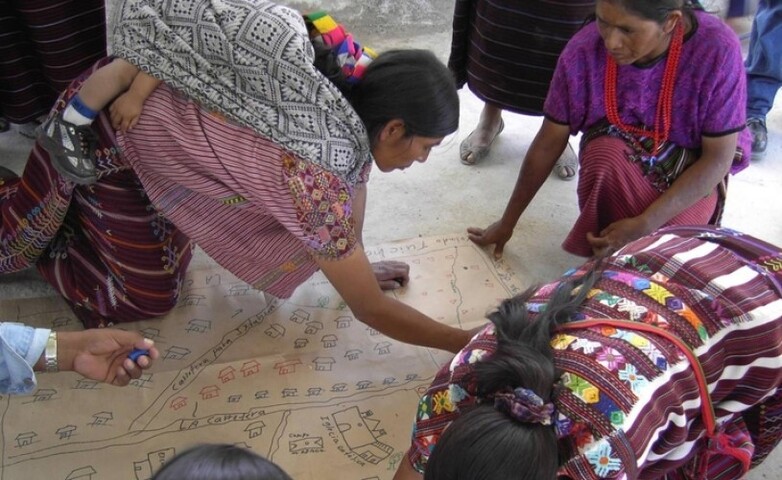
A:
554;142;578;181
459;118;505;165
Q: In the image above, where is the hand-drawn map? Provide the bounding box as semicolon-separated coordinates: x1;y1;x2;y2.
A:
0;234;527;480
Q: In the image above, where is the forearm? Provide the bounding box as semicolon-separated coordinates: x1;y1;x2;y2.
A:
126;72;162;104
356;296;471;353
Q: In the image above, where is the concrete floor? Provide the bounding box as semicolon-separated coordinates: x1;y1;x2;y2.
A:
1;1;781;477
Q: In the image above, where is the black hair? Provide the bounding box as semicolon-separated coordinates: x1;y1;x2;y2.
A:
423;263;603;480
312;45;459;145
152;444;292;480
599;0;703;24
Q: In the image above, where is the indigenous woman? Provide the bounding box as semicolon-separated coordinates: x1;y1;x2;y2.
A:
395;226;782;479
0;1;472;353
468;0;751;258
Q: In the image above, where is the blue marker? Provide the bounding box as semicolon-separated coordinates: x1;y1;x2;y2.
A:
128;348;150;363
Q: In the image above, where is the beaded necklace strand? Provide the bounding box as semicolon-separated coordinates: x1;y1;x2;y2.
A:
604;20;684;155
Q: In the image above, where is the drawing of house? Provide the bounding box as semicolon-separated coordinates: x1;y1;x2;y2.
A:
374;341;392;355
179;293;206;307
265;323;286;338
32;388;56;401
274;359;302;375
241;360;261;377
130;373;153;388
56;425;77;440
333;406;393;464
321;334;338;348
89;412;113;426
134;448;176;480
52;316;71;328
170;396;187;411
139;327;161;340
334;316;352;329
356;380;372;390
304;320;323;334
345;349;362;361
186;318;212;333
15;432;36;447
290;309;310;324
226;283;251;296
313;357;336;371
383;377;396;385
74;379;100;390
255;390;269;399
405;373;419;381
331;383;348;392
245;421;266;439
219;366;236;383
307;387;324;396
281;388;298;398
366;326;380;336
294;337;309;349
164;346;191;360
65;466;96;480
228;394;242;403
200;385;220;400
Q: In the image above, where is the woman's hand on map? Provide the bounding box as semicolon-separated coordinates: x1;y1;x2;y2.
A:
587;215;651;257
371;260;410;290
467;221;514;259
57;330;159;386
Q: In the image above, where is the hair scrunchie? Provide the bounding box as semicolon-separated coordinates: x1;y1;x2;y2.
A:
305;11;377;84
492;387;555;426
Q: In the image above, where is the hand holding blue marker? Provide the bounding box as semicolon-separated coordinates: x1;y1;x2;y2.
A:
128;348;150;363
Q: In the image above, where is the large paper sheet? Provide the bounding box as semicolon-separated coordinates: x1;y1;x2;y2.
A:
0;234;525;480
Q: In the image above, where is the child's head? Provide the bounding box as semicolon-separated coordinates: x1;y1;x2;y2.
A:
152;444;292;480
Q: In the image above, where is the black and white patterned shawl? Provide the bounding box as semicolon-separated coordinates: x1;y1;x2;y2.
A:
111;0;372;184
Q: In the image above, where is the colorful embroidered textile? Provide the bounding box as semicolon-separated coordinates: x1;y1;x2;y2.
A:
562;135;719;257
406;226;782;478
544;10;751;174
0;59;192;328
111;0;371;185
305;11;376;84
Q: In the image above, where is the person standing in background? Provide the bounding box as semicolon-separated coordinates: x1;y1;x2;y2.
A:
0;0;106;134
450;0;595;180
745;0;782;160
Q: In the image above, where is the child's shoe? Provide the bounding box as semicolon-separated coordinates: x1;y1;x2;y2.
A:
37;112;98;185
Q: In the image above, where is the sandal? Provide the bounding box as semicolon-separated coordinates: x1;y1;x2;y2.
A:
459;118;505;165
37;112;98;185
554;142;578;181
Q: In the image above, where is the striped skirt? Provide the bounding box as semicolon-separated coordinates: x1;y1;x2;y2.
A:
448;0;595;115
563;135;720;257
0;0;106;123
0;59;192;328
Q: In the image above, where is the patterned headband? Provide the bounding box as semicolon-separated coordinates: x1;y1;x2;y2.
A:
492;387;555;426
305;11;377;84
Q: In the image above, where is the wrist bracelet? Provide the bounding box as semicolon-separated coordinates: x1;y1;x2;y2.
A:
44;331;58;373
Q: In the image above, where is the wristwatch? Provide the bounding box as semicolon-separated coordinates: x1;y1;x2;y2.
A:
44;331;58;373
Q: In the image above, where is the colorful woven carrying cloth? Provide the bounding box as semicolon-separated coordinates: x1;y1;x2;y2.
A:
305;11;377;84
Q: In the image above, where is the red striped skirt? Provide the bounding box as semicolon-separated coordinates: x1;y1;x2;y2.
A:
562;135;719;257
0;59;192;328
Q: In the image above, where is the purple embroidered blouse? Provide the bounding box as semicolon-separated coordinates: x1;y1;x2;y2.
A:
543;10;750;174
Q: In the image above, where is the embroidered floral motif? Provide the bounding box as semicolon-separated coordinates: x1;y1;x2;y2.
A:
585;441;623;476
432;391;455;415
618;364;649;392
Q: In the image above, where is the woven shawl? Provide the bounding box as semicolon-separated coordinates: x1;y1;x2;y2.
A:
112;0;372;184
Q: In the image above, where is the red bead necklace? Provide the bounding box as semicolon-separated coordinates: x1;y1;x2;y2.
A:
604;20;684;155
